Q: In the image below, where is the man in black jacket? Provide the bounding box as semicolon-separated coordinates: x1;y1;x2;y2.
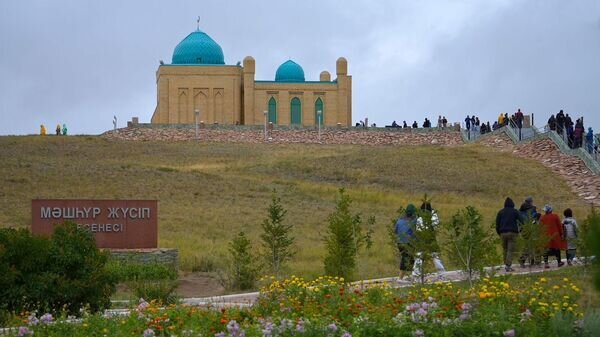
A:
496;197;523;272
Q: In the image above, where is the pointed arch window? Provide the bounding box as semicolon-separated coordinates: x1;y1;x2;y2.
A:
268;97;277;124
315;97;324;126
290;97;302;125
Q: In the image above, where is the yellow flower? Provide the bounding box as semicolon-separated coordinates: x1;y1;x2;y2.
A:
563;278;569;282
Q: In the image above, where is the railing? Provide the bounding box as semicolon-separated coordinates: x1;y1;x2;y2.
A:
462;121;600;175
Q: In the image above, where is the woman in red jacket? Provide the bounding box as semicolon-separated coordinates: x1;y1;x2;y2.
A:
540;204;567;268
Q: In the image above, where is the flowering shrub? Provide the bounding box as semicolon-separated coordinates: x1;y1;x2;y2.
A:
3;272;598;337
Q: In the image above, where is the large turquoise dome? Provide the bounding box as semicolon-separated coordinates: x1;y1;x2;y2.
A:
171;30;225;65
275;60;305;82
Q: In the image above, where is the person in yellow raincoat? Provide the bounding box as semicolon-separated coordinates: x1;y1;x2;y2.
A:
40;125;46;135
498;113;505;126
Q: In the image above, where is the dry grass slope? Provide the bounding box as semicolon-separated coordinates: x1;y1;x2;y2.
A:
0;136;588;280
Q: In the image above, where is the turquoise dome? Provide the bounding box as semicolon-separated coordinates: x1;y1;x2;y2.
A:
171;30;225;65
275;60;305;82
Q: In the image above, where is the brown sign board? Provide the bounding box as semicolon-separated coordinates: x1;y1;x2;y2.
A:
31;199;158;249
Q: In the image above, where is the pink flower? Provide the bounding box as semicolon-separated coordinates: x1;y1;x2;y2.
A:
503;329;515;337
18;326;32;336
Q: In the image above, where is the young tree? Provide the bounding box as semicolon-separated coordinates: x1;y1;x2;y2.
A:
323;188;372;281
260;192;295;278
228;231;259;291
581;208;600;289
442;206;498;287
517;215;549;271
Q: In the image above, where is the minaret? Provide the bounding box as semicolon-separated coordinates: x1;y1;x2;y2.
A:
242;56;256;124
336;57;352;126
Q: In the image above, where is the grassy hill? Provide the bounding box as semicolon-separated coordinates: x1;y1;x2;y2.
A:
0;135;588;280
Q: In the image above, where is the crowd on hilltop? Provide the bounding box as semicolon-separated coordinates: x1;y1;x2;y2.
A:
384;115;451;129
547;110;596;152
394;196;582;280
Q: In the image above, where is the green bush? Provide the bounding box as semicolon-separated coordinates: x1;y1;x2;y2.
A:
584;209;600;291
105;260;177;282
0;222;116;317
129;279;179;305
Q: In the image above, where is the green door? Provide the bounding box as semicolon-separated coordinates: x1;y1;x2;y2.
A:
268;97;277;124
290;97;302;125
315;98;324;126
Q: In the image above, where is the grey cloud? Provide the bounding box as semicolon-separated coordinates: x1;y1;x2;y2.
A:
0;0;598;135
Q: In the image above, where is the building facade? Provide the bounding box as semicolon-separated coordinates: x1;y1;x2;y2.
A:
151;29;352;126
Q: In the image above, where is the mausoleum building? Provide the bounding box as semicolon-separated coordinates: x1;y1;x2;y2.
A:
151;28;352;126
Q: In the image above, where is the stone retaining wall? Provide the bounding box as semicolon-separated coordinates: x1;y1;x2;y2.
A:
108;248;178;268
102;126;464;146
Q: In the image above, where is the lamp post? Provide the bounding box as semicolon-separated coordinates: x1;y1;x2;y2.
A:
263;110;268;141
317;110;322;143
195;109;200;141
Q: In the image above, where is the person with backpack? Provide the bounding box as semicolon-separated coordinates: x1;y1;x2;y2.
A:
395;204;417;279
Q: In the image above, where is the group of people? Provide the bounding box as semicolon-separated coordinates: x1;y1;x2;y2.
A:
464;114;496;135
496;196;579;272
40;124;67;136
393;196;581;278
394;202;446;280
388;116;452;129
547;111;596;152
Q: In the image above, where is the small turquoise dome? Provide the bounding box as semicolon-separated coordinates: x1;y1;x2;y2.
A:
275;60;305;82
171;30;225;65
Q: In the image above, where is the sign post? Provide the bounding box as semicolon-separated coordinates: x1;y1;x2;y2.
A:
31;199;158;249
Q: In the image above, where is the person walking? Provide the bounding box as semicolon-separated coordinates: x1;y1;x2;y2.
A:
586;127;594;154
519;196;540;267
412;202;446;280
40;124;46;136
55;124;61;136
556;110;565;135
540;204;566;268
562;208;578;266
62;124;68;136
394;204;417;279
496;198;523;272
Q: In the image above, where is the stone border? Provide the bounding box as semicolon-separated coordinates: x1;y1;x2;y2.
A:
108;248;178;268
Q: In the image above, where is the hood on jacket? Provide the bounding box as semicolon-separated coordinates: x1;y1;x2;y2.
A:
504;197;515;208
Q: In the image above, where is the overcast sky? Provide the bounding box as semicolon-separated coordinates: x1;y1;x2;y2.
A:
1;0;599;135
